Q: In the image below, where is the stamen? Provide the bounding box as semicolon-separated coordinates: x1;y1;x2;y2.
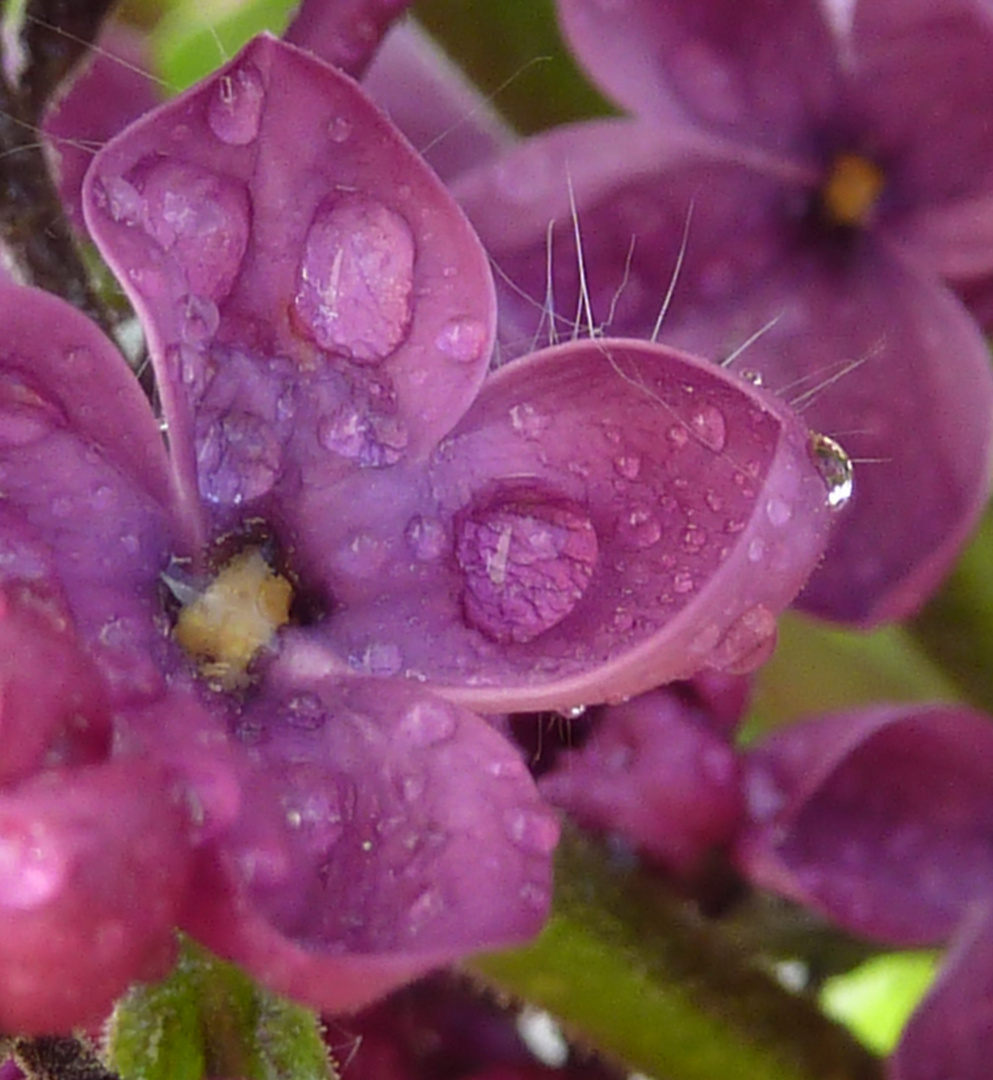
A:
174;548;293;687
820;152;885;227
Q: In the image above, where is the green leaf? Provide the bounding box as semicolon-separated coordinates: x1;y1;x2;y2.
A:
151;0;298;92
105;937;335;1080
468;830;883;1080
820;952;938;1055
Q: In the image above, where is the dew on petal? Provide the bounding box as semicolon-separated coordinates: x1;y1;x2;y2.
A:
707;605;778;674
765;497;793;526
179;294;220;348
397;699;458;748
138;161;251;301
503;807;559;856
327;115;353;143
809;432;854;510
434;317;489;364
673;570;694;594
456;489;599;644
509;402;551;439
293;197;415;363
616;505;662;550
404;514;447;561
613;453;642;480
196;409;282;506
689;404;727;452
207;63;265;146
667;424;690;450
0;822;65;909
316;402;408;467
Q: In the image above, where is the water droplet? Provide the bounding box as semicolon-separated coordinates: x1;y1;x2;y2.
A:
285;693;326;731
707;605;777;674
504;807;559;856
179;294;220;347
196;410;281;505
397;700;457;747
359;641;402;676
404;514;447;561
673;570;694;594
293;197;415;363
0;825;65;908
809;432;854;510
207;63;265;145
435;317;488;364
667;424;690;450
617;506;662;550
327;115;353;142
406;886;445;933
765;497;792;526
613;453;641;480
689;404;727;452
748;538;766;562
705;490;724;512
456;490;599;644
560;704;587;720
509;402;550;439
739;369;764;387
317;404;408;467
682;526;707;553
139;162;250;301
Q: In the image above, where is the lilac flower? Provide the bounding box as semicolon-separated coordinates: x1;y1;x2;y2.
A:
0;31;834;1032
736;703;993;1079
453;0;993;626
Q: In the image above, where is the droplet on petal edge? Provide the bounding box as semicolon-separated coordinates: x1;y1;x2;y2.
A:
808;432;854;510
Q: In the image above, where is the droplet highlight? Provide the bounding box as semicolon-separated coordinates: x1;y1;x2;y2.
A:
207;63;265;146
809;432;854;510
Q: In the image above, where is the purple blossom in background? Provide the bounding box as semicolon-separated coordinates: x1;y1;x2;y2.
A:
454;0;993;626
0;28;838;1033
736;704;993;1080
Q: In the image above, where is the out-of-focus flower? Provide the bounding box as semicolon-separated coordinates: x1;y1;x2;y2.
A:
0;30;835;1033
736;703;993;1079
454;0;993;627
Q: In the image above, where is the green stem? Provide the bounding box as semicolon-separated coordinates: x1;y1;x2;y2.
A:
468;830;883;1080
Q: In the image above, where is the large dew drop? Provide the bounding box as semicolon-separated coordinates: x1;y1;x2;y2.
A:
455;489;599;645
207;63;265;146
809;432;854;510
293;197;415;364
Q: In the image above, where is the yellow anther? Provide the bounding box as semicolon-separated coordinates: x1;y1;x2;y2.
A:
174;549;293;687
820;152;886;227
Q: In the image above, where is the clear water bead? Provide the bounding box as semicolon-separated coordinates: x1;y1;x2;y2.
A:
809;432;854;510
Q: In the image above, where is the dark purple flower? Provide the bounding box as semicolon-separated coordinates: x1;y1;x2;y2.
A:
0;31;834;1031
454;0;993;626
735;703;993;1078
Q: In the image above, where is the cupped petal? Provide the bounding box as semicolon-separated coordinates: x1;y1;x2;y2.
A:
286;338;834;712
83;34;495;547
42;24;159;232
736;704;993;945
285;0;413;78
891;902;993;1080
539;688;742;874
184;676;556;1014
0;284;176;702
556;0;839;158
362;20;515;182
458;128;993;625
0;760;194;1033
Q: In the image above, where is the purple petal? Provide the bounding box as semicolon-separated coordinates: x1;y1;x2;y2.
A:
285;0;413;77
736;704;993;945
458;129;993;625
539;688;741;874
0;284;176;700
0;761;193;1033
288;337;833;712
556;0;839;158
184;676;556;1014
83;35;495;543
42;24;158;232
891;903;993;1080
0;580;110;785
362;21;514;182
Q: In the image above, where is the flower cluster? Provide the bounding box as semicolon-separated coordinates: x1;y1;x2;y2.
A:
3;1;993;1078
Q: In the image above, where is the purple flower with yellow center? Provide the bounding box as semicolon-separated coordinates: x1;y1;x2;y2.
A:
736;703;993;1079
454;0;993;626
0;32;836;1032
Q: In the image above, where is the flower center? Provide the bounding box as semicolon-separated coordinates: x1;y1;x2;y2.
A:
174;548;293;687
819;151;886;227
